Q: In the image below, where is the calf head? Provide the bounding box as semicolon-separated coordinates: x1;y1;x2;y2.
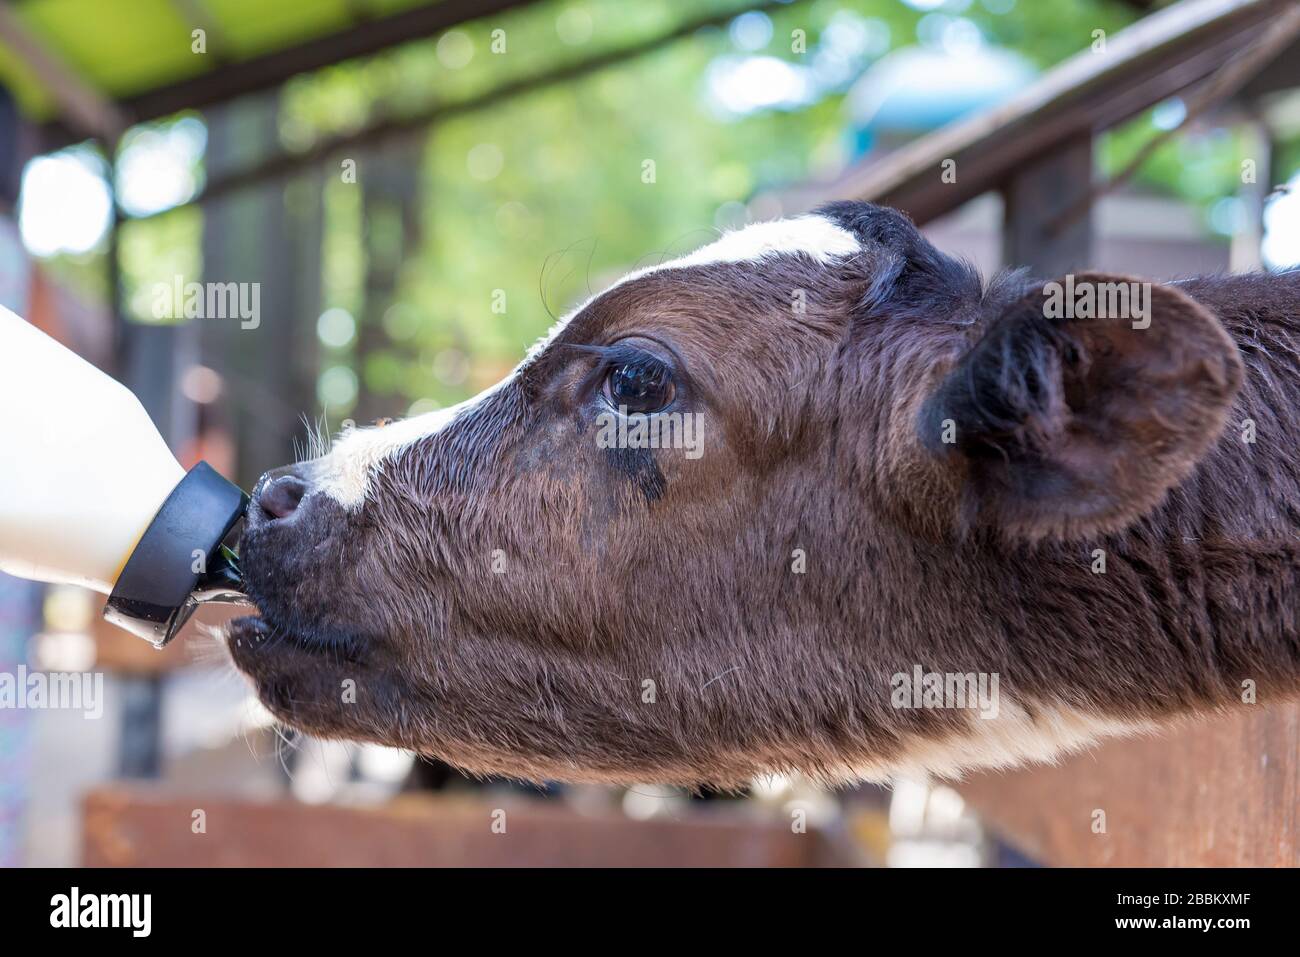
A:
229;200;1274;788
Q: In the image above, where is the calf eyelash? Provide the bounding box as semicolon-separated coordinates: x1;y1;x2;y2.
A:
566;342;674;399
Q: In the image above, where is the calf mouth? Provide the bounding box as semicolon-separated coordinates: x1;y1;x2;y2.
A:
226;605;368;660
225;556;373;685
226;613;342;660
225;615;323;723
225;612;376;738
229;464;372;659
224;462;392;735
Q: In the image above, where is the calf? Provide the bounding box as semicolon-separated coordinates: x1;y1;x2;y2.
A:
227;201;1300;788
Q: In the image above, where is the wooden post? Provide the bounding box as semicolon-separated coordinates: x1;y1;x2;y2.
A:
353;139;422;425
201;92;321;489
1000;133;1094;276
1230;115;1270;273
83;786;852;867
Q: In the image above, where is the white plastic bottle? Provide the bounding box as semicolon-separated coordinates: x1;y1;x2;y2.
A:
0;306;186;592
0;306;248;645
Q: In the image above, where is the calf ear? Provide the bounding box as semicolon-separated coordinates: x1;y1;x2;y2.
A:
917;272;1243;540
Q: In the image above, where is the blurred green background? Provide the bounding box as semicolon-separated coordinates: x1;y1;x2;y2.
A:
18;0;1293;451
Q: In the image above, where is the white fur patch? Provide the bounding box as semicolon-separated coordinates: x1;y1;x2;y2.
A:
315;382;505;509
852;698;1154;783
524;213;860;364
629;214;861;275
317;215;860;509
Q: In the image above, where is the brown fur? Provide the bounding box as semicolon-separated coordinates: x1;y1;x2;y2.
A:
227;203;1300;788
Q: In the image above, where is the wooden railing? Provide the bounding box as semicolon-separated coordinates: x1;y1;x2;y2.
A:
82;786;852;867
960;702;1299;866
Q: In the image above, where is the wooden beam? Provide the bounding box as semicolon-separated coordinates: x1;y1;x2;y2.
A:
83;787;851;866
0;0;127;143
1238;37;1300;99
777;0;1288;225
1047;2;1300;237
125;0;803;221
166;0;234;63
115;0;541;132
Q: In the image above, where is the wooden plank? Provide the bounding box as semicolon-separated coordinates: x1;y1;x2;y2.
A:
960;702;1300;866
82;786;848;867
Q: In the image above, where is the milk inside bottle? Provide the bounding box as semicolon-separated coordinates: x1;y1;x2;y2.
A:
0;306;249;646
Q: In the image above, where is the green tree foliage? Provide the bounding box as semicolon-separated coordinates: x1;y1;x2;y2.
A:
39;0;1283;424
278;0;1154;416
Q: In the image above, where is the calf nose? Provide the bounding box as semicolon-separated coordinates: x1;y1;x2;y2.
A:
256;472;308;520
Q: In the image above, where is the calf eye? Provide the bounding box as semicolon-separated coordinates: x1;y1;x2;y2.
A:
603;360;675;414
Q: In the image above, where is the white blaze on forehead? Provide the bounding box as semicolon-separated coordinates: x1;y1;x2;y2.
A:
639;214;861;272
316;381;507;509
525;213;861;362
317;214;860;509
592;214;862;310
